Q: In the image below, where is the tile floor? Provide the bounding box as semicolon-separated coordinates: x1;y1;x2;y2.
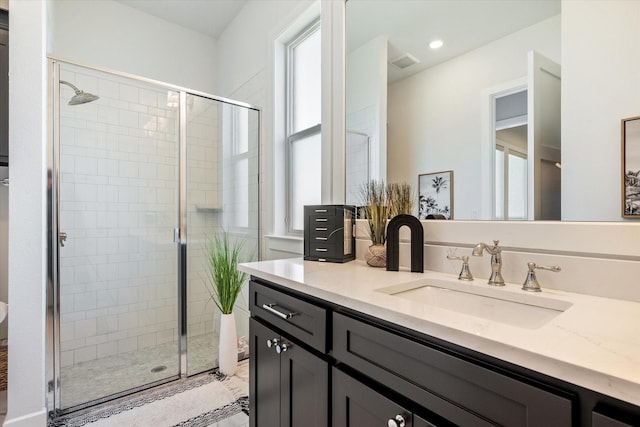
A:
2;333;249;426
61;332;227;409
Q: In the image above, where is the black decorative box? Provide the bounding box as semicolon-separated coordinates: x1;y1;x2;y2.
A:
304;205;356;263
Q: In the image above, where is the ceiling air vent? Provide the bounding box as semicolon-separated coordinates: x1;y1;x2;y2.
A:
390;53;420;69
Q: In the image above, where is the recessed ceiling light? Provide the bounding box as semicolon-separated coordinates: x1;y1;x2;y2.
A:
429;40;444;49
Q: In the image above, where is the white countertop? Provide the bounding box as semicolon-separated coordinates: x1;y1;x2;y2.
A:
239;257;640;407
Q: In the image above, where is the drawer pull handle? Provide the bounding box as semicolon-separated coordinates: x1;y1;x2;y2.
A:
266;338;279;348
315;248;328;252
262;303;297;320
387;414;406;427
315;218;328;222
276;342;291;354
315;227;328;231
314;209;327;213
315;237;327;241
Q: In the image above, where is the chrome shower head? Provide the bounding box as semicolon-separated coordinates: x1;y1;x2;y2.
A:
59;80;99;105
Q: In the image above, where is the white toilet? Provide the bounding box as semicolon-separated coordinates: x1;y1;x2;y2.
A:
0;302;7;323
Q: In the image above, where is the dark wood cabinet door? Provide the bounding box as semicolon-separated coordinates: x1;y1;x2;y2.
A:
332;368;414;427
250;318;282;427
280;339;329;427
414;415;438;427
593;410;639;427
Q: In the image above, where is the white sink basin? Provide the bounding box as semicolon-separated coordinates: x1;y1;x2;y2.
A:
376;279;572;329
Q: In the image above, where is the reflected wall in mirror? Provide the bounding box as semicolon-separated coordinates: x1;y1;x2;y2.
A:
346;0;560;220
346;0;640;221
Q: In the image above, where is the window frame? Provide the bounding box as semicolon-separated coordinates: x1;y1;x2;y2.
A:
495;141;528;220
230;105;250;230
284;19;322;234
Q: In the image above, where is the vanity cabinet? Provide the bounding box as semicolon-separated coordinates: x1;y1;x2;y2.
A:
248;276;640;427
249;281;329;427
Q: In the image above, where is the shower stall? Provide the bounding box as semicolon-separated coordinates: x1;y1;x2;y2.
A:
46;59;260;412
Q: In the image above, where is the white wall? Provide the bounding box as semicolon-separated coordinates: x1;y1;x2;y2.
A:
387;15;560;220
561;0;640;220
48;0;217;94
6;0;48;425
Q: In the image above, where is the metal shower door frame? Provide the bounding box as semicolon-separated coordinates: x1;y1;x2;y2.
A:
45;57;261;415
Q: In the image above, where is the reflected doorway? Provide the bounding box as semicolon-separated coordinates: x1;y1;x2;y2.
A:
494;90;528;220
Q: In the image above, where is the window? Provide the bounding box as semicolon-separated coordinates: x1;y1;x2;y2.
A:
232;106;250;228
286;20;321;233
495;141;528;220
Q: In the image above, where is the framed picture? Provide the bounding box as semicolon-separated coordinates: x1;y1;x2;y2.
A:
419;170;453;220
622;116;640;217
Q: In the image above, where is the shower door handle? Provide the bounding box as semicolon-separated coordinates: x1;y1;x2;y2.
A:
59;232;67;247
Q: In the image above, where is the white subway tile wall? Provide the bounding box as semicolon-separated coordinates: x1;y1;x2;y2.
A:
58;65;181;373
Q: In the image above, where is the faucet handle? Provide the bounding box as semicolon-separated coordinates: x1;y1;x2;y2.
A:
447;254;473;281
522;262;561;292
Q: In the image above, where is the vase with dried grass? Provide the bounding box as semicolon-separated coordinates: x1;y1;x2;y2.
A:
388;182;415;218
360;180;415;267
360;181;390;267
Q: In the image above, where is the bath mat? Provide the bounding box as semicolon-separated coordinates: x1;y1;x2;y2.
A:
0;347;7;391
49;362;248;427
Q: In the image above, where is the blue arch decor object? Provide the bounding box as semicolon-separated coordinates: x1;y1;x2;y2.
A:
386;214;424;273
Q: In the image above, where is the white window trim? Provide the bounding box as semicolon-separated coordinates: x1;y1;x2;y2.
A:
284;18;321;235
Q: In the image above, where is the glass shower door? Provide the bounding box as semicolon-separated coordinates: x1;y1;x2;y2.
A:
56;62;180;409
185;95;259;375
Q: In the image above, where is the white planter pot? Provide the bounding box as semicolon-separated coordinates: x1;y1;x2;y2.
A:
218;312;238;376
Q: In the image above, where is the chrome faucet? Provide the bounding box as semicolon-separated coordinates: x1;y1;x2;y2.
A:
472;240;505;286
447;251;474;281
522;262;561;292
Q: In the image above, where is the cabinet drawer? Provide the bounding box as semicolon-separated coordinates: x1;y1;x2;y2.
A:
250;281;327;353
308;229;344;245
333;312;572;427
306;205;337;216
309;242;336;256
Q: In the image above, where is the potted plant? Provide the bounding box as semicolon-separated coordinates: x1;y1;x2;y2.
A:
360;180;415;267
206;231;250;376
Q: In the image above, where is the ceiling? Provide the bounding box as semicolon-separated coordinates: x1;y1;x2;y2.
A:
347;0;560;83
115;0;247;39
115;0;560;83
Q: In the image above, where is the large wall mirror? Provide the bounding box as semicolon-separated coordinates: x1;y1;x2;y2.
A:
345;0;640;222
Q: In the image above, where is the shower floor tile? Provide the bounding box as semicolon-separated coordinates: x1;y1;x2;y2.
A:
60;332;227;409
